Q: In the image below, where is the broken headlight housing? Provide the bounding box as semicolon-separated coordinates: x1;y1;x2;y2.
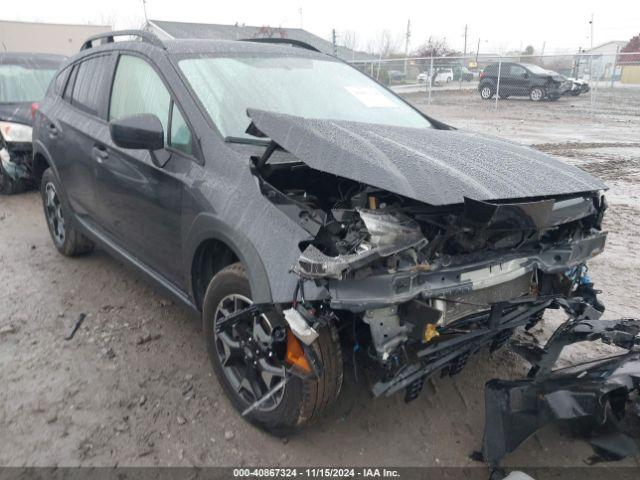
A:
0;121;32;143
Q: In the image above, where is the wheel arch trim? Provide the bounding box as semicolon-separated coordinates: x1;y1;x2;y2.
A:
185;213;273;307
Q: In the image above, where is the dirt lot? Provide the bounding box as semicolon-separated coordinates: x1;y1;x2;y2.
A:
1;90;639;474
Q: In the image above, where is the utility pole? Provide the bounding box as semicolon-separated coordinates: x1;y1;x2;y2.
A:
589;14;594;49
463;24;468;59
141;0;148;24
459;24;468;88
475;37;481;63
403;19;411;74
331;29;338;57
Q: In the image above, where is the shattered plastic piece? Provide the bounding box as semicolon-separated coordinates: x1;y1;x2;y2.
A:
64;313;87;340
283;308;319;345
588;432;639;463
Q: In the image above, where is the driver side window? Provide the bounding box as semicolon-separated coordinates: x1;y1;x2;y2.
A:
110;55;193;155
510;65;526;77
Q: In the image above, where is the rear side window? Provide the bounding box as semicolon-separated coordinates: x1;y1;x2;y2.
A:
70;55;112;116
49;67;68;96
110;55;193;155
483;64;498;75
62;65;77;101
509;65;526;77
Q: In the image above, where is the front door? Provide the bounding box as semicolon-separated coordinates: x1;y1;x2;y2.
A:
94;54;196;287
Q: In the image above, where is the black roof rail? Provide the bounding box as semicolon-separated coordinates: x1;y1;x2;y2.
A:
80;30;165;51
240;38;321;53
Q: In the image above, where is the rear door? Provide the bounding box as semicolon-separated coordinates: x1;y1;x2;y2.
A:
54;54;115;220
95;53;196;286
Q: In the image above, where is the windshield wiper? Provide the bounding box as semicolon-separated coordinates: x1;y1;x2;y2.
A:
255;140;280;169
224;136;271;146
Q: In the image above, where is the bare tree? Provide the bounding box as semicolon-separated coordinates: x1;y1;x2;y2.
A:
412;36;454;57
366;30;403;58
339;30;359;52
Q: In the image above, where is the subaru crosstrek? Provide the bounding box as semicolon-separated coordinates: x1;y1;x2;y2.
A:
33;31;640;463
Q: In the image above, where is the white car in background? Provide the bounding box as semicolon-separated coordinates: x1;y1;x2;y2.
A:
434;68;453;83
417;67;454;84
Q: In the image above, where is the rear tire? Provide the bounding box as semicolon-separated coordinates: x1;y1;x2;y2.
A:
203;263;343;434
480;85;495;100
41;168;95;257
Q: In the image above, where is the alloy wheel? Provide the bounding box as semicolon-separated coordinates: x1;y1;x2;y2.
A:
44;182;65;245
530;88;543;101
213;294;287;411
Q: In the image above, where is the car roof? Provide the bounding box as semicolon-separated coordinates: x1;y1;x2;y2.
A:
69;37;330;65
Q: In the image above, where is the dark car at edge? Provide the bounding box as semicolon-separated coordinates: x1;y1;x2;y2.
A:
0;52;64;194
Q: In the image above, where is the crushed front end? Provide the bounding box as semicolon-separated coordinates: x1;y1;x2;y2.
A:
289;184;607;399
254;148;609;399
241;110;636;464
0;120;34;193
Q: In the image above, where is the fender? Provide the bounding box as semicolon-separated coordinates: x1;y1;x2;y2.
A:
31;139;84;230
31;138;58;180
184;212;273;305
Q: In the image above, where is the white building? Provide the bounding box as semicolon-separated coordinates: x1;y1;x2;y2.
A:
0;20;111;56
579;40;626;80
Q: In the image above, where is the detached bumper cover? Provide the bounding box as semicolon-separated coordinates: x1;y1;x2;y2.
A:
482;317;640;466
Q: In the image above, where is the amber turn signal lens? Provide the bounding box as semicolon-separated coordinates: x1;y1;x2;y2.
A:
285;330;312;374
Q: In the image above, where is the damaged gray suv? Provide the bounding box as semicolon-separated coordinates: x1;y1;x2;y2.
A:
33;31;640;461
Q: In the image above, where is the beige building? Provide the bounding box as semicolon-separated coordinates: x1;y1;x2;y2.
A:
0;20;111;55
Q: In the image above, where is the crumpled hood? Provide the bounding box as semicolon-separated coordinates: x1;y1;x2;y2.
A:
247;109;606;206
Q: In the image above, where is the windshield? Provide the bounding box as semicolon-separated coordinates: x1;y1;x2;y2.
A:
178;54;432;139
0;65;57;103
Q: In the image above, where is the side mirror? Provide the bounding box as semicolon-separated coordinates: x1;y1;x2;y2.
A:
110;114;170;167
523;72;529;79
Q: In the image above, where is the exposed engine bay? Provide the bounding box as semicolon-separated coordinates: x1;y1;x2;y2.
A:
256;154;607;369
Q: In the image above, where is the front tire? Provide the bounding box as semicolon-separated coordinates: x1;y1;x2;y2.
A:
41;168;95;257
203;263;343;434
530;87;544;101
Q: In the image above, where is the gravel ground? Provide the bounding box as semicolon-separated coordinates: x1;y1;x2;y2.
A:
1;90;639;474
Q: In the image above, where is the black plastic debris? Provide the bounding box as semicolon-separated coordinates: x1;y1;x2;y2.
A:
587;432;639;464
64;313;87;340
482;316;640;467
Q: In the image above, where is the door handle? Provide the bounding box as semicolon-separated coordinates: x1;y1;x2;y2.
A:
47;123;58;137
92;144;109;162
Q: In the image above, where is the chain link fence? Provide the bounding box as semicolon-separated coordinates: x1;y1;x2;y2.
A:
351;52;640;116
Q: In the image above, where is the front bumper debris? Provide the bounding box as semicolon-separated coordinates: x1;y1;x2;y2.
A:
482;316;640;466
0;144;33;184
327;231;606;310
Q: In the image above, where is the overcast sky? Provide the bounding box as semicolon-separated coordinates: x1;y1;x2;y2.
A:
3;0;639;54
